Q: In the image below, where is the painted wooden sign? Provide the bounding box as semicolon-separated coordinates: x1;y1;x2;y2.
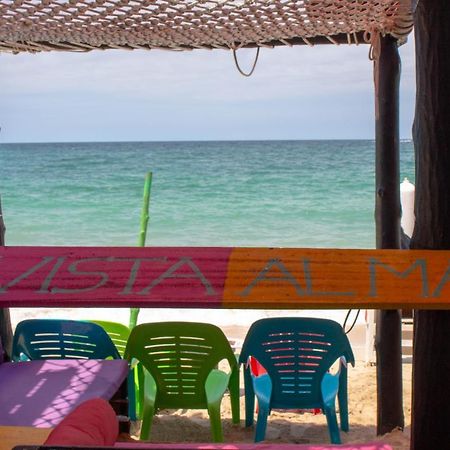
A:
1;246;450;309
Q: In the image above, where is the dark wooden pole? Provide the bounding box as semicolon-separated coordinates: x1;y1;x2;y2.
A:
411;1;450;448
0;196;5;246
374;34;404;435
0;195;13;360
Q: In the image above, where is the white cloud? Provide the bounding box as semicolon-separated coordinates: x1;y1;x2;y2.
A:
0;37;415;142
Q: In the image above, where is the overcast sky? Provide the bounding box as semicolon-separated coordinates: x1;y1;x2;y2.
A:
0;36;416;143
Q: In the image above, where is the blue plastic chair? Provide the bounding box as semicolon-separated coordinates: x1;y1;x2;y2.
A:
239;317;355;444
12;319;121;361
90;320;130;358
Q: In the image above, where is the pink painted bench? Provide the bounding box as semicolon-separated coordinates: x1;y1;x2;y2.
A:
34;441;394;450
113;444;393;450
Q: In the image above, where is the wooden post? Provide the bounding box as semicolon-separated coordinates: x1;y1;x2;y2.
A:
374;34;404;434
0;195;13;360
411;1;450;448
0;196;5;247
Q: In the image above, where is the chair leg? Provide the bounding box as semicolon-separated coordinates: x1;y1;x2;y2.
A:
139;400;155;440
207;401;224;442
254;400;270;442
252;372;272;442
127;363;144;421
127;370;137;421
139;367;157;441
338;367;349;432
229;368;240;425
324;406;341;444
135;363;145;420
243;368;255;427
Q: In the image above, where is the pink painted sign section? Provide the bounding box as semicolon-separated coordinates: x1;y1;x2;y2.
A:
0;246;232;307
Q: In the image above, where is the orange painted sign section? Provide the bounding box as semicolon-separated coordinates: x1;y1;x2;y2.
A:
223;248;450;308
1;246;450;309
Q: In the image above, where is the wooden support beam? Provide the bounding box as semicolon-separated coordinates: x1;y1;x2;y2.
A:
0;196;5;247
0;195;12;360
411;1;450;448
374;34;404;435
2;246;450;309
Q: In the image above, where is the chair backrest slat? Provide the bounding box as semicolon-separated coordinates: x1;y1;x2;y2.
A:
91;320;130;358
125;321;236;410
240;317;354;409
12;319;121;361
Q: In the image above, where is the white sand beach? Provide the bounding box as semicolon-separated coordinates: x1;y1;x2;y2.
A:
9;307;412;449
123;364;411;450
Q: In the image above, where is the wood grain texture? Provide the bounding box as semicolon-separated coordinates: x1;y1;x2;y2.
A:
1;246;450;309
411;1;450;448
0;196;12;360
374;34;404;435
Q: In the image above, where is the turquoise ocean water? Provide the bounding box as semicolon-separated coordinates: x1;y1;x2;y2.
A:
1;140;414;249
0;140;416;335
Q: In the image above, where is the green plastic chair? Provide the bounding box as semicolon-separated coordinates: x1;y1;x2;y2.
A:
124;321;240;442
90;320;130;358
91;320;141;421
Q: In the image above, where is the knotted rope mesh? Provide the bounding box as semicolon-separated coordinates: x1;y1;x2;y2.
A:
0;0;413;53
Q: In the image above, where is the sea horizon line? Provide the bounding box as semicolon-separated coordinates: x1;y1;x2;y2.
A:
0;137;413;145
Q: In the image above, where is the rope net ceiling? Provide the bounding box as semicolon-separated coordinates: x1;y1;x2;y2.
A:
0;0;413;53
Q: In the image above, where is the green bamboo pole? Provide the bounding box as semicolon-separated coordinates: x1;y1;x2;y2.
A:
129;172;152;329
